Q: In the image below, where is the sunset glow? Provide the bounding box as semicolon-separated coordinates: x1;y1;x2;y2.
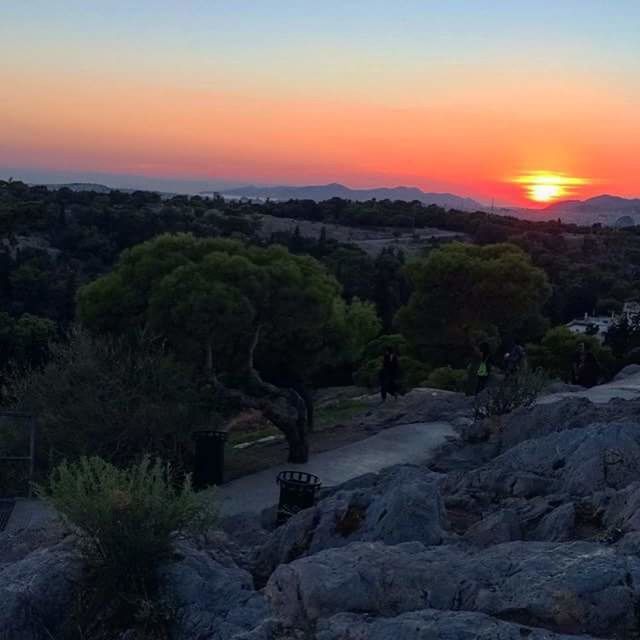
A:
1;2;639;207
513;173;591;204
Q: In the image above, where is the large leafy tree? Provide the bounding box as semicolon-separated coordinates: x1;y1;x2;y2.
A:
77;234;367;462
397;243;551;366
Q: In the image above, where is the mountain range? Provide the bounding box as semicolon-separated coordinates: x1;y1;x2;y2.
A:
542;195;640;226
205;183;484;211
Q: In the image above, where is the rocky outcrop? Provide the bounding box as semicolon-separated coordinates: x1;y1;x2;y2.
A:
159;540;269;640
0;540;83;640
253;466;448;582
266;540;640;637
446;421;640;503
6;383;640;639
316;610;597;640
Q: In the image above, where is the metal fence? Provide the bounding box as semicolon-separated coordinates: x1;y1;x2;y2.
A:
0;411;36;498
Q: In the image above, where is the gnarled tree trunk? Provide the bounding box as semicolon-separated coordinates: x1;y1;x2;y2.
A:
210;326;310;463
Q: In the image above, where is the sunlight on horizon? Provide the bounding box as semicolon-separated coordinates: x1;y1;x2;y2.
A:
513;172;590;204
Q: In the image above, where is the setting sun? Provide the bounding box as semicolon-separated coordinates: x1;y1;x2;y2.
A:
513;172;590;204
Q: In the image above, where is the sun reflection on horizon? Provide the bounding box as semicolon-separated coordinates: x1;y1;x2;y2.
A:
513;172;590;204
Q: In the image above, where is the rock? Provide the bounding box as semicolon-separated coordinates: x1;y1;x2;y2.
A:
0;541;83;640
499;397;640;451
541;381;583;395
498;397;596;450
254;466;448;581
463;509;522;546
603;482;640;533
0;510;70;567
316;609;598;640
230;619;306;639
159;540;268;640
266;540;640;637
614;364;640;381
446;422;640;503
531;503;575;541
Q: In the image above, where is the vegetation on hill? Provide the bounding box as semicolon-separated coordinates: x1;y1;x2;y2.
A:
3;178;640;472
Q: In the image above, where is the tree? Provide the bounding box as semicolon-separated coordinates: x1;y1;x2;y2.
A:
7;328;198;466
527;326;615;381
396;243;550;366
77;234;354;462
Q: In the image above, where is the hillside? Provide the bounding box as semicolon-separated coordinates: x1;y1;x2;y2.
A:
208;182;484;211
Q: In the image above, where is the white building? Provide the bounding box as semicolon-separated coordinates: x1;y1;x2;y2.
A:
565;313;614;343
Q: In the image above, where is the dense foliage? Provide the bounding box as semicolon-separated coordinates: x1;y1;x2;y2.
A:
3;178;640;467
397;243;551;366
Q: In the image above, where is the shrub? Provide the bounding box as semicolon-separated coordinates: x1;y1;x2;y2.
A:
353;354;430;391
7;328;202;469
37;456;213;591
476;367;547;418
425;366;468;392
527;326;615;382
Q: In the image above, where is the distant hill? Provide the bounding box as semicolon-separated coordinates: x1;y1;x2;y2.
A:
41;182;113;193
203;182;484;211
544;195;640;225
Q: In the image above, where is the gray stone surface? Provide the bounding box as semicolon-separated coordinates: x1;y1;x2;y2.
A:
531;502;576;542
159;540;269;640
0;541;83;640
463;508;522;546
266;540;640;637
253;466;448;580
446;422;640;503
316;610;598;640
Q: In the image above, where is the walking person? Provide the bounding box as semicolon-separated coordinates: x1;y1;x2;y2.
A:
475;342;491;395
379;346;399;402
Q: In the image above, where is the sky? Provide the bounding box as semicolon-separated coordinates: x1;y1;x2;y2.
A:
1;1;640;207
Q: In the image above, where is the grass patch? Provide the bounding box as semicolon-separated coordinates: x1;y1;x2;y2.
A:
315;398;369;430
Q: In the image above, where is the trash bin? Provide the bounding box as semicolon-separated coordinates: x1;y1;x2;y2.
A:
192;430;228;489
276;471;321;525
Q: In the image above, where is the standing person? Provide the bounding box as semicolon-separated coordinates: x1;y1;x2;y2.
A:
571;342;586;384
379;346;399;402
475;342;491;395
577;343;602;388
504;340;526;376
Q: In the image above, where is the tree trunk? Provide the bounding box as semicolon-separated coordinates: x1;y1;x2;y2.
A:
210;326;310;463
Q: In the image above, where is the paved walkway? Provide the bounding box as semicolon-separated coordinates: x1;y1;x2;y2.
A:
216;421;456;517
538;371;640;406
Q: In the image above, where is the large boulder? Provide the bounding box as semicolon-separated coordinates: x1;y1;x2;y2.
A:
266;540;640;637
316;610;598;640
445;422;640;504
0;540;83;640
254;466;448;581
159;540;269;640
614;364;640;381
499;397;640;451
463;508;522;546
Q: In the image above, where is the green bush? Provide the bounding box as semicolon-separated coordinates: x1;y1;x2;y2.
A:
361;334;408;361
477;367;547;417
353;354;430;391
527;326;616;382
7;328;202;469
425;366;467;392
37;456;213;590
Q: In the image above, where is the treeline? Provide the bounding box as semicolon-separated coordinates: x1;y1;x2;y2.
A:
3;179;640;377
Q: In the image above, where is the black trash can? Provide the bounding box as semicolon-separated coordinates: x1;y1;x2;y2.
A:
192;430;228;489
276;471;321;525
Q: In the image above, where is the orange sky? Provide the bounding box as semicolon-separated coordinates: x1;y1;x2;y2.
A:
2;2;640;207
